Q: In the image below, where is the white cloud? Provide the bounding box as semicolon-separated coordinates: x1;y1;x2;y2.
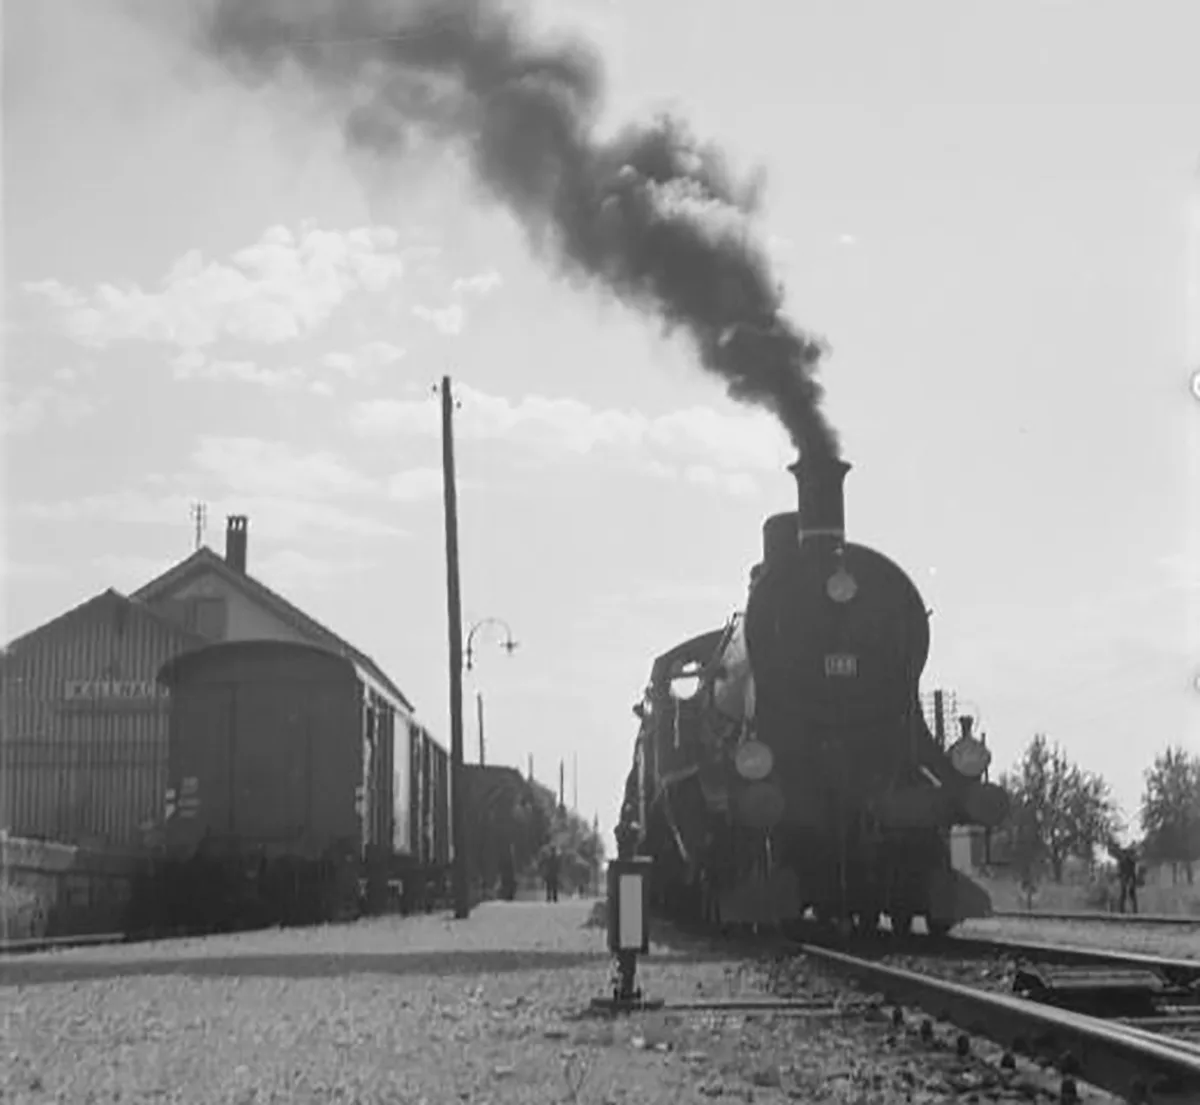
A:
347;384;792;481
388;467;444;502
679;464;759;498
21;435;404;542
319;340;406;382
191;437;378;500
22;486;401;542
23;222;410;351
412;304;465;336
0;561;68;584
171;350;304;388
92;553;181;591
451;269;502;296
252;548;375;590
1;382;97;437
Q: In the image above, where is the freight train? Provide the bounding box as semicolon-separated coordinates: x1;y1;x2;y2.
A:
130;639;452;933
618;456;1009;936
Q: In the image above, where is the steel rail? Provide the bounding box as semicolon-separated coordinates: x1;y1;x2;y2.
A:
0;932;130;956
992;909;1200;928
943;934;1200;986
801;942;1200;1102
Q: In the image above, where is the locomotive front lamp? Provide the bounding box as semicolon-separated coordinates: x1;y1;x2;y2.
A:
826;567;858;603
734;739;774;781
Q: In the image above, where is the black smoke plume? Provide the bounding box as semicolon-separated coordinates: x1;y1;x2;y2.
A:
199;0;839;460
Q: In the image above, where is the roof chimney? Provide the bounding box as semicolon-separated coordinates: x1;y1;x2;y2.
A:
225;515;248;574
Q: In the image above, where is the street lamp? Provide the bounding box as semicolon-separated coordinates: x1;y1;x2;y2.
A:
466;617;519;672
465;617;519;766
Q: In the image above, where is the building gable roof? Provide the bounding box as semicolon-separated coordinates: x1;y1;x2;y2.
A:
130;546;415;711
2;587;206;657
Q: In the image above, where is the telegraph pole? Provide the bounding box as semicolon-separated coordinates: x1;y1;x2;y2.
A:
476;691;485;765
440;375;469;920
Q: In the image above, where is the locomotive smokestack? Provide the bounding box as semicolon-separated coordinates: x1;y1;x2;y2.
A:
789;456;851;546
758;456;852;563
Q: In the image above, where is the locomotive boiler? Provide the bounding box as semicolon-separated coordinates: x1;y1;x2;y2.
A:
620;455;1008;935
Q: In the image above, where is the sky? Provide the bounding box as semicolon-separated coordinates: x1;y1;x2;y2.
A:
3;0;1199;848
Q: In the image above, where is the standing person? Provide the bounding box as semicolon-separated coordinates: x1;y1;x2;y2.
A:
1116;845;1139;915
542;844;561;903
499;844;516;902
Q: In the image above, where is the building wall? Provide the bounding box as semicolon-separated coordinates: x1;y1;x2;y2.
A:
144;570;312;645
0;595;200;849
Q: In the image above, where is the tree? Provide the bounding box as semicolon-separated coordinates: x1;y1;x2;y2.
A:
525;780;606;895
1140;746;1200;885
997;734;1120;884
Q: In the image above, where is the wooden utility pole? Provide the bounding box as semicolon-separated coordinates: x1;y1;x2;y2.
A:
559;759;565;812
440;375;469;920
573;753;578;812
476;691;485;766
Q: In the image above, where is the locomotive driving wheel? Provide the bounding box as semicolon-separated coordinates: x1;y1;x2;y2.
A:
889;910;914;937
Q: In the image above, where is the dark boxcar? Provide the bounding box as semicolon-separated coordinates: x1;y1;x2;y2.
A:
404;721;453;907
146;639;412;932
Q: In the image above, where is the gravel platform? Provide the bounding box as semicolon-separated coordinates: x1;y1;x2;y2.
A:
3;901;1105;1104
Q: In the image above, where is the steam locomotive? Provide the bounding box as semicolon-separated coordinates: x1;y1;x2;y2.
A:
618;456;1009;935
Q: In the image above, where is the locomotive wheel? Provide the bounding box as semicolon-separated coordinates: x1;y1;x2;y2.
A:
926;918;953;939
889;911;914;937
853;911;882;935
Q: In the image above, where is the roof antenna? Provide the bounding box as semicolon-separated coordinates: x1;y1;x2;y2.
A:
190;502;208;551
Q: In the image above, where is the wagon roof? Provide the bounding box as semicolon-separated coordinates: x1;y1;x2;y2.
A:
130;546;413;711
156;638;359;688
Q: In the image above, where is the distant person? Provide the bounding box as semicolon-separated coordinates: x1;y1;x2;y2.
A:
542;845;561;903
1115;846;1139;914
499;846;516;902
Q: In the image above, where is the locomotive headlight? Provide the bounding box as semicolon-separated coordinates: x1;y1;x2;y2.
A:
734;739;773;781
949;736;992;779
826;567;858;603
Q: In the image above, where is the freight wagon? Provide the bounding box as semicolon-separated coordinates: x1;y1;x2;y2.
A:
133;639;452;932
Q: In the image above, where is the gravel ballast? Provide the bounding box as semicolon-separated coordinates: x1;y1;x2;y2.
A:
4;900;1103;1103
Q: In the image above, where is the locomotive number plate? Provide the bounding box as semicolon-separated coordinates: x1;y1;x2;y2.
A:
824;653;858;677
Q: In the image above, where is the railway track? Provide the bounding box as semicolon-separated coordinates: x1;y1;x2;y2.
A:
644;916;1200;1100
795;940;1200;1102
769;926;1200;1101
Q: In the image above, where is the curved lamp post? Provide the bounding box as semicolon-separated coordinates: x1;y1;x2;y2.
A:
465;618;518;766
466;617;519;672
